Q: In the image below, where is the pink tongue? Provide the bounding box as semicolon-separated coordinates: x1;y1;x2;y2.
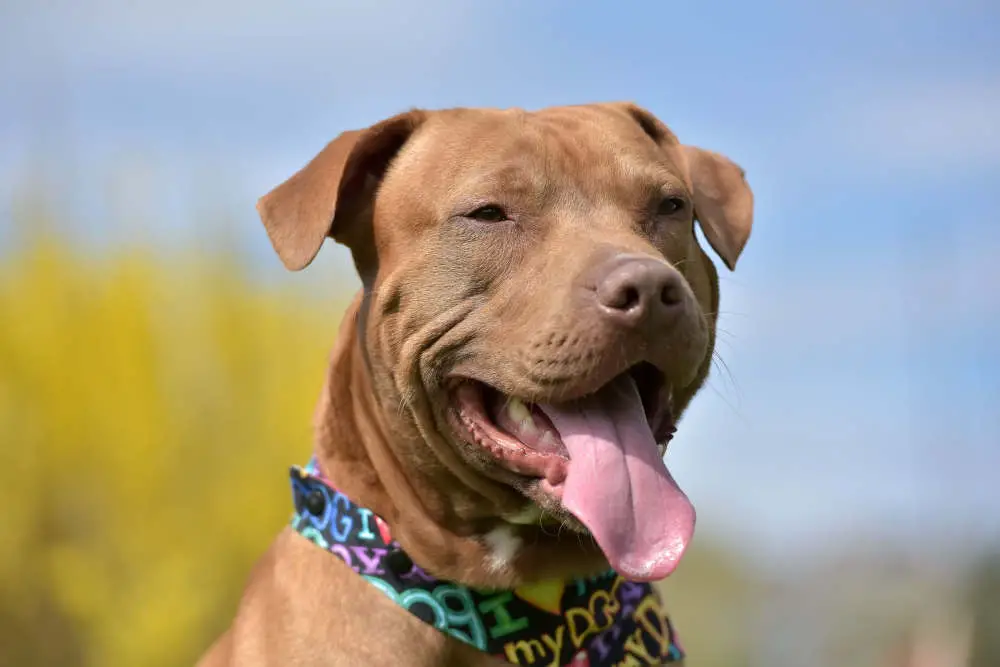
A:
538;375;695;581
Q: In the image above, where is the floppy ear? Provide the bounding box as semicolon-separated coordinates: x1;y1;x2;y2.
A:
681;146;754;271
257;110;426;271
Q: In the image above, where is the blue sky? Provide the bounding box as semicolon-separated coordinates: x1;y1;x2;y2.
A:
2;1;998;572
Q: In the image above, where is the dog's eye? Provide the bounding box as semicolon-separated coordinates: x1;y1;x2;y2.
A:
657;197;686;216
466;205;508;222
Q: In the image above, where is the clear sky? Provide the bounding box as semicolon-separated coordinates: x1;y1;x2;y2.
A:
2;0;998;572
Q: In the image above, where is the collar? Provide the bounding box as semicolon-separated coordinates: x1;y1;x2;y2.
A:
289;459;685;666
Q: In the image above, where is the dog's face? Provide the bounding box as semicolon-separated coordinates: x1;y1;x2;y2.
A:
259;103;752;584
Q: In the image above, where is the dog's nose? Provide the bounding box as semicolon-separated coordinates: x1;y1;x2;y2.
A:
594;255;685;327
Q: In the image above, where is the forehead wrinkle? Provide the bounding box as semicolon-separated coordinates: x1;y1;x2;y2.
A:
615;156;688;193
452;142;549;203
452;168;542;206
523;122;611;210
549;136;683;212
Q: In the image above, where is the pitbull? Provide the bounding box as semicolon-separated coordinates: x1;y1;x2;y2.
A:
198;102;753;666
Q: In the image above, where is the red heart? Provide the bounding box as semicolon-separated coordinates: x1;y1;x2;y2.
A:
571;650;590;666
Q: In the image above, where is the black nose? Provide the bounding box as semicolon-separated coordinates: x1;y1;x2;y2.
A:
594;254;686;327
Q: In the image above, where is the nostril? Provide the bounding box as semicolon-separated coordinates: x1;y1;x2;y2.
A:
602;283;642;311
660;280;683;306
619;286;641;312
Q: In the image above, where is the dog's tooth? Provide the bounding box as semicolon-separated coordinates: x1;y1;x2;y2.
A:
538;430;558;449
507;398;537;434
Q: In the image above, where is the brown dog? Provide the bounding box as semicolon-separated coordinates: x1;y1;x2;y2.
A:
198;102;753;666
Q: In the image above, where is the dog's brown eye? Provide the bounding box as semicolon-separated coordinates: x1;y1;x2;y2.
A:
657;197;686;216
467;205;508;222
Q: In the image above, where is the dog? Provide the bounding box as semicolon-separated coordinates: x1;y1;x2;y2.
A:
198;102;753;666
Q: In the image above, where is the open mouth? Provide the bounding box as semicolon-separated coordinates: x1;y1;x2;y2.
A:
452;363;674;483
450;362;695;581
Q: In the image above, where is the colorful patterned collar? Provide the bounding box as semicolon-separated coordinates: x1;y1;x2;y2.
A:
289;458;685;666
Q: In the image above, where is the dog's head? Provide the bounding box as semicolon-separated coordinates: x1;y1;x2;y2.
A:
258;103;753;585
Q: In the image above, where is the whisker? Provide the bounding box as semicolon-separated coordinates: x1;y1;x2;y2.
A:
706;351;750;423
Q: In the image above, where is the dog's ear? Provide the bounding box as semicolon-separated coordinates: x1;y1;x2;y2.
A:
606;103;754;270
681;146;754;271
257;110;427;271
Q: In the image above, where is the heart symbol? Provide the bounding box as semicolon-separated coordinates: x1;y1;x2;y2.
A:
570;649;590;666
513;579;565;615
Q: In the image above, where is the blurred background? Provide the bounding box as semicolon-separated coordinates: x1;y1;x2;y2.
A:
1;1;998;665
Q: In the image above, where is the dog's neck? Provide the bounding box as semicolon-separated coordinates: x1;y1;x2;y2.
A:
289;457;686;665
312;309;394;518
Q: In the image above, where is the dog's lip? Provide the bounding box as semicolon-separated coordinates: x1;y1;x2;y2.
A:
449;382;571;486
